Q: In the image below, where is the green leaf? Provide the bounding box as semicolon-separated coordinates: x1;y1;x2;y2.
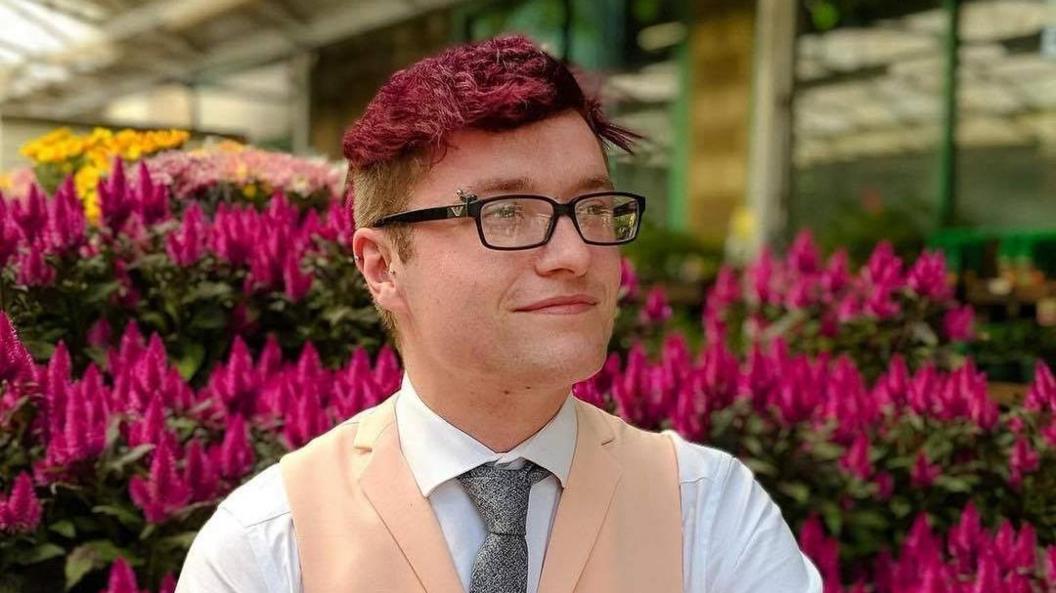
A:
12;542;65;565
176;342;206;381
187;281;233;302
107;444;155;475
158;531;199;551
778;481;811;504
190;306;228;330
49;520;76;539
84;281;120;305
91;504;143;528
65;540;124;591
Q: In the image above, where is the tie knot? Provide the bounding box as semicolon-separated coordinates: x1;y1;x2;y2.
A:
457;460;551;536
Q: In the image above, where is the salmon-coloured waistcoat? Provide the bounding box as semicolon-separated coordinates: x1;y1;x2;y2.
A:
279;393;683;593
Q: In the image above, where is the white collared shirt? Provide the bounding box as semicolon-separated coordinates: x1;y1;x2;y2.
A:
176;376;822;593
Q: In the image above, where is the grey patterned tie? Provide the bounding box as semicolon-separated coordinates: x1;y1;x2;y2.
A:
457;460;552;593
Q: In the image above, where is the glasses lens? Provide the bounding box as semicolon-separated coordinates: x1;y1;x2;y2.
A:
480;197;553;248
575;194;640;244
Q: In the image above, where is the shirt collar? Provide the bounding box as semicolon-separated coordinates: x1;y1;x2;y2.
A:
394;374;577;497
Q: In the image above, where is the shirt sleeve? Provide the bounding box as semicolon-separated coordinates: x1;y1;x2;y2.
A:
669;431;824;593
174;463;301;593
174;506;273;593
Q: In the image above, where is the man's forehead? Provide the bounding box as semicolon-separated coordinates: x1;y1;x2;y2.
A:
467;174;615;196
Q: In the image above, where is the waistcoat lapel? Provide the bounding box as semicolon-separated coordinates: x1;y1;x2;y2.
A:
357;395;466;593
536;400;621;593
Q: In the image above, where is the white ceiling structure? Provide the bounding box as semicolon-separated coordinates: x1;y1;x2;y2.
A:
0;0;467;121
794;0;1056;166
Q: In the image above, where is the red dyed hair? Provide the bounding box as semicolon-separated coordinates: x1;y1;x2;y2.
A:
341;34;639;172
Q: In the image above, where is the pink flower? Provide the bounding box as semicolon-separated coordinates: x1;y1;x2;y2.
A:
1008;437;1040;489
619;257;639;300
212;415;255;479
133;162;170;225
129;439;190;523
798;515;841;591
165;202;207;267
746;248;779;305
0;313;35;386
863;241;903;288
282;251;313;302
43;178;86;254
786;230;821;275
102;557;147;593
943;305;975;342
183;438;219;503
87;318;113;349
873;471;894;501
839;433;873;480
99;157;135;233
0;472;43;533
1026;361;1056;413
907;250;952;301
16;245;56;286
910;451;942;488
640;286;672;325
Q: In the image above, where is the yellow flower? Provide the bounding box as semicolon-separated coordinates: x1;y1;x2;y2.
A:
243;184;258;198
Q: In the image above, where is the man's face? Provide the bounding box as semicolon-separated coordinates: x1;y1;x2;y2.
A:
390;110;621;387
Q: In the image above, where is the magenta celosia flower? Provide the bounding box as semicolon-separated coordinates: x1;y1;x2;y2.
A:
129;438;190;523
798;515;840;589
839;433;873;480
16;245;56;286
1008;437;1040;489
158;572;176;593
640;286;673;325
819;249;850;299
907;250;952;301
1026;360;1056;413
102;557;146;593
183;438;219;503
619;257;639;300
12;184;48;243
0;205;19;268
134;162;170;225
0;472;43;533
746;248;779;305
43;178;86;254
787;230;821;275
863;241;903;288
947;501;983;573
0;313;35;387
863;279;901;319
943;305;975;342
213;414;255;479
283;250;313;302
165;202;207;267
99;157;135;233
87;318;112;349
127;397;166;448
1042;420;1056;449
910;450;942;488
873;471;894;501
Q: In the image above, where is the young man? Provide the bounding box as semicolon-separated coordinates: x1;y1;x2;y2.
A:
176;36;823;593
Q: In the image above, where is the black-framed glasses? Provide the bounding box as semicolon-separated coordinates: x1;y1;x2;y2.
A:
372;189;646;250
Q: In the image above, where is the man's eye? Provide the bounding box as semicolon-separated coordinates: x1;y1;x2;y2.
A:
492;206;522;218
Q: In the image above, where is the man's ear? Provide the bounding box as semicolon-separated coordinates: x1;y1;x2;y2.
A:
352;228;405;314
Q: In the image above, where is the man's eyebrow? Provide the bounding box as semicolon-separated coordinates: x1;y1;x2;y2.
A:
468;174;614;196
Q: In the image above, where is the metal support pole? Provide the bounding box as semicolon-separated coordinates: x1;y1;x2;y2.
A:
745;0;796;256
937;0;960;229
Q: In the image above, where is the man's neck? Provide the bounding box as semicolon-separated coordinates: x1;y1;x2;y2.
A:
403;366;571;453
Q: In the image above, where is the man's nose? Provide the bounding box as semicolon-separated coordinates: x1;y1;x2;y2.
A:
535;214;591;276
